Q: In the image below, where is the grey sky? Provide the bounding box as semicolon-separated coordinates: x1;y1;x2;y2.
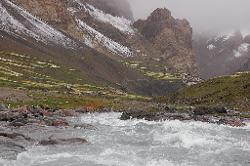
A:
128;0;250;34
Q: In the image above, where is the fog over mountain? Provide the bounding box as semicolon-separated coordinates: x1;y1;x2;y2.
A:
128;0;250;34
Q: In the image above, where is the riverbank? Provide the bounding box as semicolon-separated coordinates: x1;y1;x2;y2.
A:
1;101;250;160
1;112;250;166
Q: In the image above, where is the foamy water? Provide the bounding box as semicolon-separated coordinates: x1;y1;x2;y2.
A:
1;112;250;166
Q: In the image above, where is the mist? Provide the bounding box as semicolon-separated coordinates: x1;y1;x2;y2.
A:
128;0;250;34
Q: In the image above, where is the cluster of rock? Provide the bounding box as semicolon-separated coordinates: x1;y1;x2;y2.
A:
120;105;249;127
0;104;71;127
0;104;90;160
0;129;87;160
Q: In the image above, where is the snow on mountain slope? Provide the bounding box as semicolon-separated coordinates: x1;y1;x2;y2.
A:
207;44;215;50
194;30;250;78
207;31;235;46
71;0;134;34
234;43;249;58
66;0;133;57
0;2;38;40
86;4;135;34
76;19;133;57
1;0;133;58
0;0;78;49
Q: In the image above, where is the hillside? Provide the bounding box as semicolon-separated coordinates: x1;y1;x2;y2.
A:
160;72;250;112
194;31;250;79
0;0;200;97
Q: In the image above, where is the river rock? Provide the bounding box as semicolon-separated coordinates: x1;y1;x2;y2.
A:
193;106;227;115
8;118;28;127
0;104;8;111
218;118;246;127
120;112;132;120
51;119;69;127
75;108;88;114
39;137;87;146
60;110;76;117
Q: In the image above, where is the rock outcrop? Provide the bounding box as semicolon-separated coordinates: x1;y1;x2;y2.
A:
134;8;197;74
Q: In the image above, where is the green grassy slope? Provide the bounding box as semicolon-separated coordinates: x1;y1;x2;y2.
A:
160;72;250;112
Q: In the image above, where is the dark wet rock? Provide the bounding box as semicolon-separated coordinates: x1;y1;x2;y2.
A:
0;132;33;141
119;105;248;127
0;104;8;111
120;112;132;120
0;132;31;160
39;136;87;146
40;110;53;117
74;124;97;130
75;108;88;114
0;111;21;122
51;119;69;127
8;118;28;127
0;106;71;127
60;110;76;117
193;106;227;115
218;118;246;127
0;111;8;121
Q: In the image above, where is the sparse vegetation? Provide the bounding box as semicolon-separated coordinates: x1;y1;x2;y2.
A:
0;51;154;109
159;72;250;112
122;60;182;81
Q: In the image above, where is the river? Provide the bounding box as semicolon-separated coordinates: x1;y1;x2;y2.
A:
1;112;250;166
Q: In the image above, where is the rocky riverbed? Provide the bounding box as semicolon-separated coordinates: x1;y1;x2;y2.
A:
0;112;249;166
0;103;250;163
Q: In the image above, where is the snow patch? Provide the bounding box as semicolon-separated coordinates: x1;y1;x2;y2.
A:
86;4;134;34
0;0;78;49
76;19;133;57
207;44;216;50
233;43;249;58
69;0;134;34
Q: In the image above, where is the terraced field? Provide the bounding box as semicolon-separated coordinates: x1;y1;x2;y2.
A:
0;51;150;109
123;60;182;81
0;51;120;95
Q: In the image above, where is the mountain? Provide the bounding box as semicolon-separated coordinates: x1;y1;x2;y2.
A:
0;0;199;97
194;31;250;79
133;8;197;74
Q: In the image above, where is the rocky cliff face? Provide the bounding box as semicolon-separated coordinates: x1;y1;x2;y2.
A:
5;0;197;75
134;8;197;74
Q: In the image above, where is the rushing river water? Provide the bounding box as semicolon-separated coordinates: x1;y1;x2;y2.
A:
1;112;250;166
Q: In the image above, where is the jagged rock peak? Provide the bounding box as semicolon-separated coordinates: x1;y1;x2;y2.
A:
148;8;172;21
133;7;196;74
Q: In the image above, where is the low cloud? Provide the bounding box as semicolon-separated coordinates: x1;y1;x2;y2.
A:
128;0;250;34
